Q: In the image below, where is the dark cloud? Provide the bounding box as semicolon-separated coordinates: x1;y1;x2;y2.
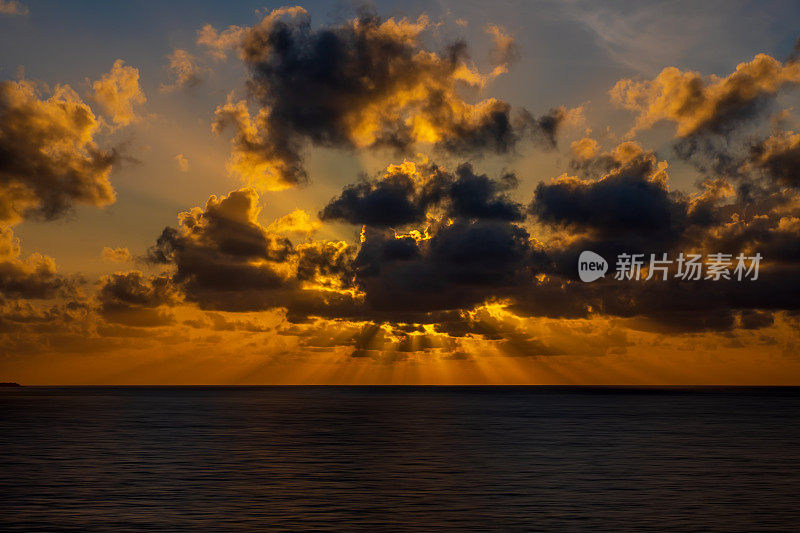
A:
0;256;68;300
0;226;76;299
517;107;568;150
97;271;178;327
531;146;687;247
146;160;553;326
448;164;524;221
789;36;800;63
524;131;800;332
740;309;774;329
0;297;93;358
144;134;800;337
0;80;116;224
747;131;800;187
320;160;523;227
697;207;800;265
295;240;355;287
0;300;76;335
98;271;176;308
148;189;295;305
316;160;549;318
147;188;361;317
352;220;536;316
319;162;448;227
212;7;566;189
213;98;308;190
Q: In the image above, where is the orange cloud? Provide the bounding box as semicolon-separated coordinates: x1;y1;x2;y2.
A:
485;23;517;76
0;79;115;223
212;97;305;190
196;23;245;60
0;226;69;299
174;154;189;172
101;247;131;263
611;54;800;137
91;59;146;126
570;136;600;160
267;209;321;235
160;49;206;92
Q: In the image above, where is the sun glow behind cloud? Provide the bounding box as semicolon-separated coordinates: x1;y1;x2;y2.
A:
2;2;800;384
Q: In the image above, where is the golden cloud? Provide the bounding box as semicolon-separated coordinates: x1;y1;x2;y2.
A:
160;49;206;93
101;246;132;263
91;59;146;126
611;54;800;137
0;79;115;223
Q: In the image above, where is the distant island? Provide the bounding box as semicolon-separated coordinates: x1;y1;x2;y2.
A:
0;382;21;387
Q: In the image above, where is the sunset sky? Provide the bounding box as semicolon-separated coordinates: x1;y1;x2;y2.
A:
3;0;800;384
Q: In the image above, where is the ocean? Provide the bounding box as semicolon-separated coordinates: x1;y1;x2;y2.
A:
1;386;799;531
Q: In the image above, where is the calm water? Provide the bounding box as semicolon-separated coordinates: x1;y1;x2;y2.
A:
1;387;799;531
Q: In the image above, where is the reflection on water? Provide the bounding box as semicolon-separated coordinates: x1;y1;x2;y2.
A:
1;386;799;531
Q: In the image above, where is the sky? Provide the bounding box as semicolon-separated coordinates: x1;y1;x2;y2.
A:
2;0;800;384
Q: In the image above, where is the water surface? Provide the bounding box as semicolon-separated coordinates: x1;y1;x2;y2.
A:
2;386;799;531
